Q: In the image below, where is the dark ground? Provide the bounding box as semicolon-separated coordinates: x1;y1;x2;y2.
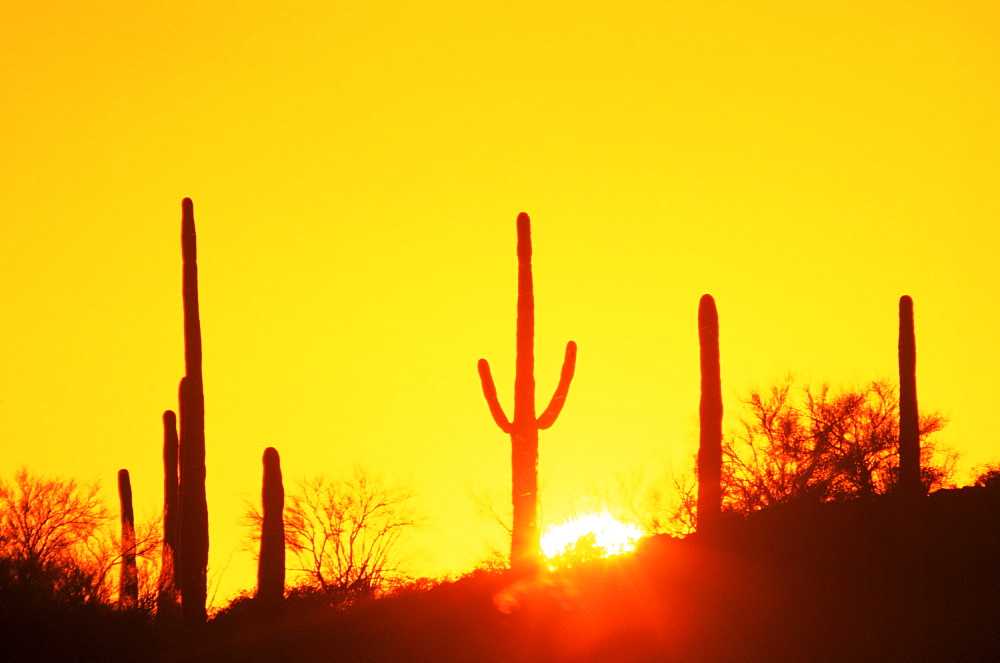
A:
5;485;999;661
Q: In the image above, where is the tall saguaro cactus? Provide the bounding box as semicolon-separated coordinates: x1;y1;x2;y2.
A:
895;294;927;658
478;212;577;574
697;294;723;532
178;198;208;625
898;295;922;496
257;447;285;604
157;409;180;615
118;469;138;609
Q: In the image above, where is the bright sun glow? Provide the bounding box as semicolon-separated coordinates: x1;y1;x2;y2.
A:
541;513;644;560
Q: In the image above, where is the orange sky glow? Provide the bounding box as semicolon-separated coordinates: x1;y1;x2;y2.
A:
2;1;998;605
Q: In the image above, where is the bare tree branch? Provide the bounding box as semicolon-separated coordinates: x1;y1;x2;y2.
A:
245;467;417;600
723;379;953;513
0;468;162;610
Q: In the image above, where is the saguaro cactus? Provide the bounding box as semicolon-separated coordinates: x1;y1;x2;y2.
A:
898;295;922;496
478;212;577;574
895;294;928;658
257;447;285;604
118;469;138;609
178;197;208;625
697;294;723;532
157;409;180;615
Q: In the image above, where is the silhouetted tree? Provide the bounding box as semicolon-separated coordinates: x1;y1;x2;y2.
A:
0;470;108;607
597;465;696;538
468;484;514;570
245;468;416;603
0;468;109;566
0;468;160;609
478;212;577;574
84;515;163;610
723;379;953;513
973;462;1000;488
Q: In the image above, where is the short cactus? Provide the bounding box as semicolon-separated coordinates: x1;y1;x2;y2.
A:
256;447;285;604
898;295;921;495
157;409;180;616
117;469;138;609
478;212;577;574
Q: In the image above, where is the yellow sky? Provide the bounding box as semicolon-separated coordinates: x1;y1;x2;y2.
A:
2;1;998;604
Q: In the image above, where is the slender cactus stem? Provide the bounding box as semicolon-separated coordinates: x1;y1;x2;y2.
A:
898;295;921;496
118;469;138;609
697;294;723;532
157;409;180;617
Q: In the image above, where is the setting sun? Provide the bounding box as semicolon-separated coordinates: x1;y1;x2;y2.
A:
541;513;644;562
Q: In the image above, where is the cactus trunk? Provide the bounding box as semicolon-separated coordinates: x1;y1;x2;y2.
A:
898;295;921;496
511;212;540;571
894;294;928;656
478;213;577;574
157;409;180;616
257;447;285;604
178;197;208;625
118;469;138;609
697;294;723;532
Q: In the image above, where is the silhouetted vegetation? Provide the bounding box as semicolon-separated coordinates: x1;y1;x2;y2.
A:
117;468;138;609
599;465;698;537
974;462;1000;488
245;467;417;601
0;468;159;605
4;202;999;659
256;447;285;606
186;482;1000;661
898;294;922;495
9;479;995;661
697;294;723;532
0;468;109;572
723;378;952;513
0;469;164;659
157;409;180;619
178;197;209;626
478;212;577;574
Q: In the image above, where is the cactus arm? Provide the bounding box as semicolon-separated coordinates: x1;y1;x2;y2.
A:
478;358;513;434
537;340;577;430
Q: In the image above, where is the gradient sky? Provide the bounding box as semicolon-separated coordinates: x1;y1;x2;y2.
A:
3;1;997;605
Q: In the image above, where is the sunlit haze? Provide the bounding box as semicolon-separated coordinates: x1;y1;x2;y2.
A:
541;513;644;560
2;1;997;606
